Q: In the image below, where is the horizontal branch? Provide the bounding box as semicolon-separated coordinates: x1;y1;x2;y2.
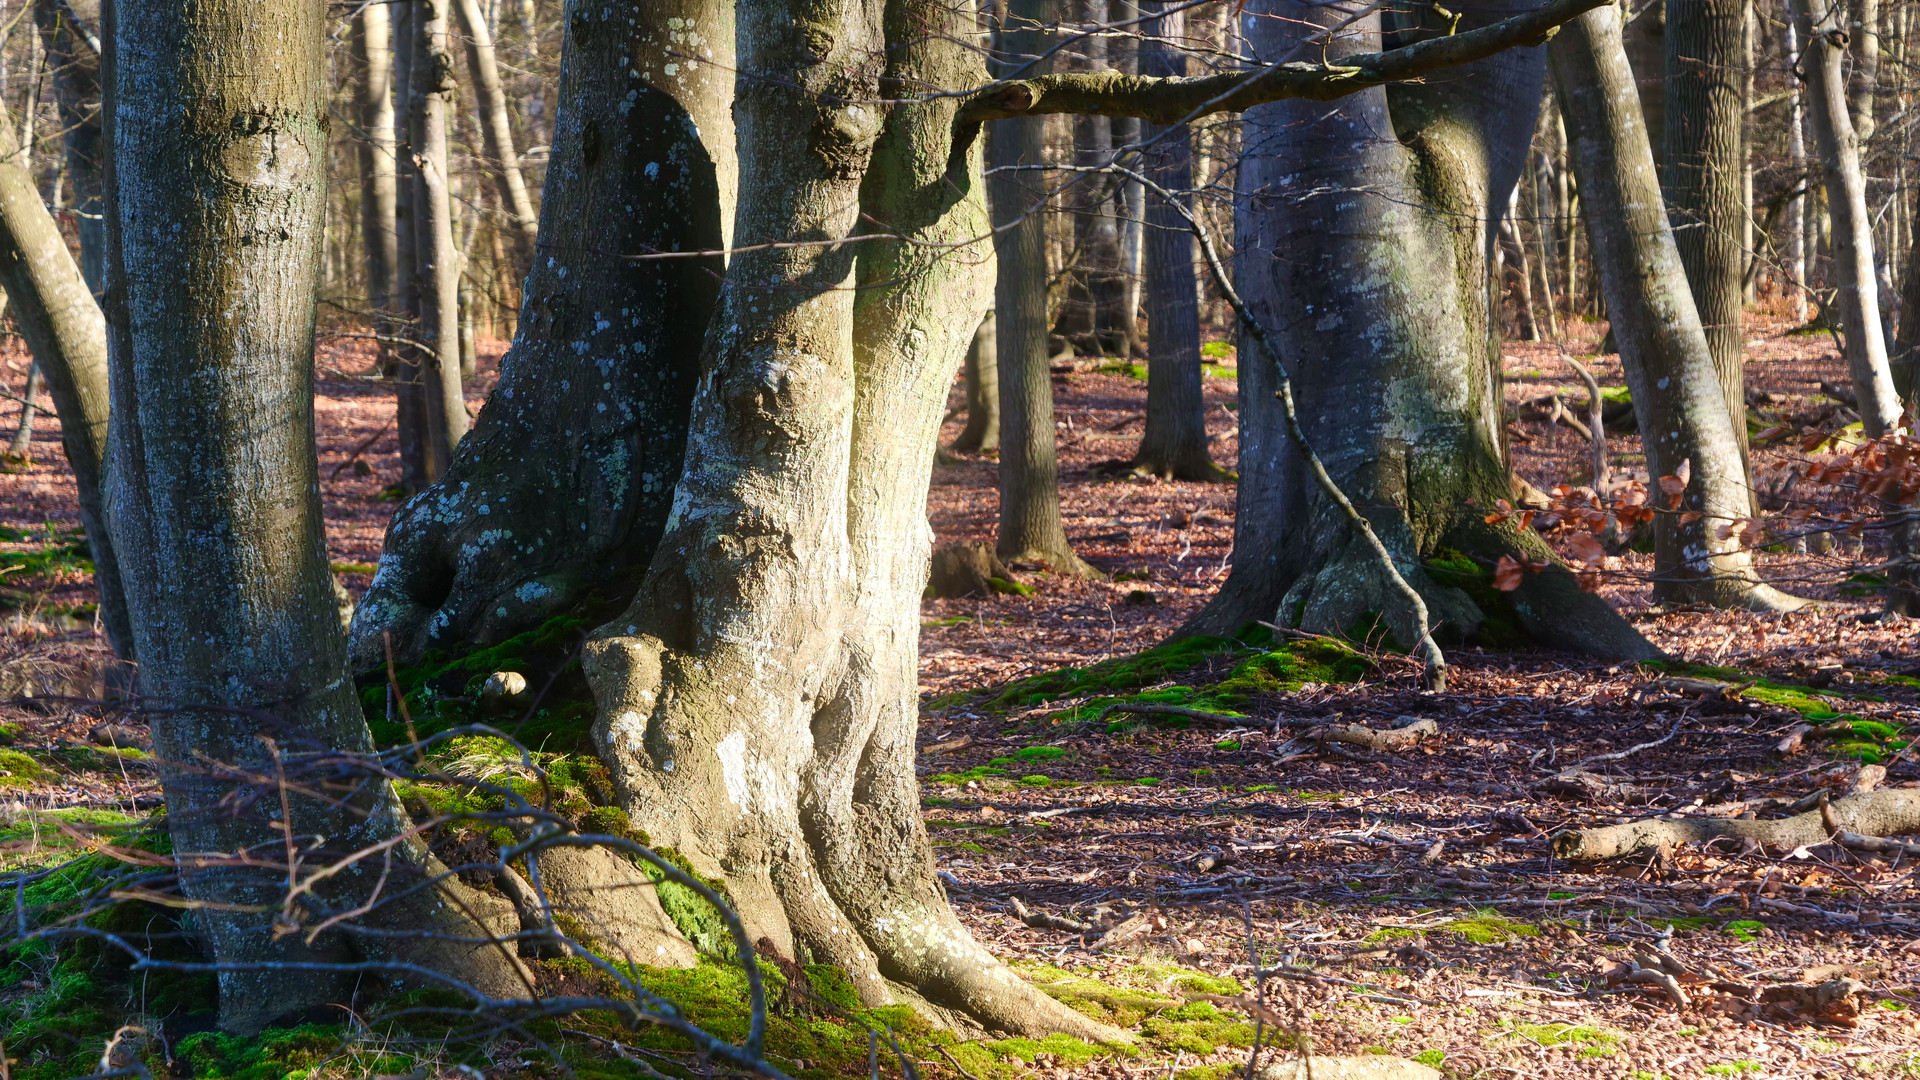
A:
956;0;1607;127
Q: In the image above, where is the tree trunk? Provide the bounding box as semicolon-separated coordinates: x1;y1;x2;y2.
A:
356;0;400;346
581;0;1121;1039
951;309;1000;452
1126;0;1229;482
32;0;103;294
6;362;39;458
409;0;468;476
349;0;735;667
1664;0;1749;474
455;0;539;255
1188;0;1657;661
1792;0;1902;435
0;75;132;663
991;0;1098;575
103;0;520;1032
1548;1;1802;610
1622;0;1667;181
1849;0;1878;143
1787;10;1810;325
392;1;432;492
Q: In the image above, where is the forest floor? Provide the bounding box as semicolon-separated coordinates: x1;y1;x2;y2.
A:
0;308;1916;1080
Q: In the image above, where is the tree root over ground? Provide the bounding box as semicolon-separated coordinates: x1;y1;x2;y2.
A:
1552;787;1920;860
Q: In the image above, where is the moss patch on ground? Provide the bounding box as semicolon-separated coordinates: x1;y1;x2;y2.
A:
1642;660;1913;763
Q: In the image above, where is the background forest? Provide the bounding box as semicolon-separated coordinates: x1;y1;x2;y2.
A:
0;0;1917;1077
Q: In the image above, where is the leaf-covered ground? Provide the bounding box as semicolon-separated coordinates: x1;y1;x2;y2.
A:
0;314;1916;1078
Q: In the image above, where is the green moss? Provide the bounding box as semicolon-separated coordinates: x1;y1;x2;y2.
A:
987;632;1261;710
1704;1062;1761;1076
358;611;602;750
1424;549;1524;646
1201;341;1235;359
1643;915;1714;932
1413;1050;1447;1067
988;576;1036;597
1100;361;1150;380
928;764;1010;784
1364;927;1423;945
1040;637;1372;730
176;1025;346;1080
1723;919;1766;943
1502;1021;1617;1050
1015;745;1066;761
0;748;50;788
1444;913;1538;944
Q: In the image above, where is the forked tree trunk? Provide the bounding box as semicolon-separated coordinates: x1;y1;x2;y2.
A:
1791;0;1902;435
349;0;734;667
1664;0;1749;475
103;0;519;1032
952;310;1000;453
1549;2;1802;610
0;77;132;663
581;0;1122;1039
1188;0;1655;660
355;1;400;350
455;0;539;255
1126;0;1229;481
992;0;1098;576
408;0;468;476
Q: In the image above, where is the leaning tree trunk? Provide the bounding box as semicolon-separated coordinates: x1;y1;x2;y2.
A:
349;0;735;667
581;0;1124;1040
1792;0;1902;435
1664;0;1749;478
409;0;469;477
1126;0;1229;481
455;0;539;256
103;0;520;1032
951;310;1000;453
1549;1;1802;610
32;0;103;293
355;0;400;356
0;74;133;664
992;0;1098;576
1187;0;1656;660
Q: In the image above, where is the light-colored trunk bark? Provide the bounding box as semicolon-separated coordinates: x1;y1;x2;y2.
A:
6;361;39;457
356;0;400;336
103;0;519;1032
0;78;131;662
1792;0;1902;434
1190;0;1656;660
1850;0;1879;142
1548;2;1802;610
409;0;468;476
1787;10;1810;324
454;0;538;254
350;0;735;667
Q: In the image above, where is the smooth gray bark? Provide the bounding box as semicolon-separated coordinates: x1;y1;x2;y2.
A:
392;0;432;491
952;309;1000;452
104;0;519;1030
408;0;468;475
455;0;539;254
32;0;102;294
1791;0;1902;435
6;362;38;457
355;0;400;344
350;0;735;667
1549;2;1801;609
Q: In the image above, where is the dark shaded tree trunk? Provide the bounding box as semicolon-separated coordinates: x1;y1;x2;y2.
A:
1664;0;1749;474
1188;0;1656;661
1622;0;1667;180
104;0;520;1032
391;1;432;492
408;0;468;476
991;0;1098;575
1125;0;1228;482
349;0;734;668
33;0;103;294
951;309;1000;452
1549;1;1801;610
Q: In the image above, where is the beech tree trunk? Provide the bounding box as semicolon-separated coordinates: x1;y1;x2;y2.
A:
1791;0;1902;435
33;0;102;293
356;1;399;346
1664;0;1749;470
104;0;519;1032
408;0;468;475
581;0;1119;1039
455;0;539;255
392;1;432;492
1189;0;1655;661
1549;2;1802;610
350;0;734;667
991;0;1097;575
1127;0;1228;481
0;69;132;663
952;310;1000;453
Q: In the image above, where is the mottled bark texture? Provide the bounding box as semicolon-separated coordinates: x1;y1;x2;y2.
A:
1188;0;1656;661
0;63;131;662
104;0;521;1031
1549;3;1802;610
455;0;539;253
952;310;1000;452
992;0;1100;576
1790;0;1902;435
33;0;103;292
349;0;734;668
408;0;469;474
1663;0;1748;470
1126;0;1228;481
581;0;1121;1039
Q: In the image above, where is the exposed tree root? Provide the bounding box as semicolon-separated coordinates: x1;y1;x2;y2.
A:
1551;788;1920;860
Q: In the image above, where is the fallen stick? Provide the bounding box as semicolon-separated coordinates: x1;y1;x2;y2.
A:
1551;788;1920;861
1007;896;1095;935
1571;717;1683;769
1837;830;1920;858
1310;717;1438;751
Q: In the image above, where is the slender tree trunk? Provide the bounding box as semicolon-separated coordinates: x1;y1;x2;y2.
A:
952;309;1000;452
356;1;399;343
33;0;102;294
1664;0;1749;471
103;0;520;1032
1113;0;1145;359
1623;0;1667;180
1851;0;1879;142
1126;0;1228;481
392;0;432;491
0;79;131;662
1189;0;1656;660
1787;10;1810;324
455;0;538;255
1549;1;1802;610
351;0;735;666
6;361;40;458
1792;0;1902;434
992;0;1097;575
409;0;468;476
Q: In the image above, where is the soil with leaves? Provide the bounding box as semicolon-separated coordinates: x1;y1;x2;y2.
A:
0;320;1915;1079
